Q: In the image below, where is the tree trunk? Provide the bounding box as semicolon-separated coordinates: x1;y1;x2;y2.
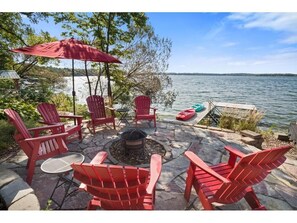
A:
84;61;92;96
105;13;114;106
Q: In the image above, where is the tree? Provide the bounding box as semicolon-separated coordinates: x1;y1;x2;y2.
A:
0;13;49;72
53;12;177;107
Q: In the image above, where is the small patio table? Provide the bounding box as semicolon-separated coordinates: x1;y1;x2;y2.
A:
116;107;130;126
41;152;85;209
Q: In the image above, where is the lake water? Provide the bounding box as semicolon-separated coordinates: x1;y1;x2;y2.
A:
62;75;297;131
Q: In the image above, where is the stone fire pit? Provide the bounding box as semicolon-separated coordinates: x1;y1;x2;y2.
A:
106;129;167;166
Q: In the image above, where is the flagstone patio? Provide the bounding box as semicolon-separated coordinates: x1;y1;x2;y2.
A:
1;120;297;210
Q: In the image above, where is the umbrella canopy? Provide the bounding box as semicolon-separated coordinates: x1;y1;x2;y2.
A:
11;38;121;114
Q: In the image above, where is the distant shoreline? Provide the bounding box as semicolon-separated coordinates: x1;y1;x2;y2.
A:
70;72;297;77
167;73;297;76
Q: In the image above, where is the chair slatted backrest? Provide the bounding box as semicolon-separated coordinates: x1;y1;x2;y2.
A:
4;109;31;140
135;95;151;115
86;95;107;119
71;163;150;210
4;109;33;155
37;103;61;123
214;145;291;203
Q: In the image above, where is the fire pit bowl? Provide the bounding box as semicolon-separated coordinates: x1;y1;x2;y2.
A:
121;129;147;155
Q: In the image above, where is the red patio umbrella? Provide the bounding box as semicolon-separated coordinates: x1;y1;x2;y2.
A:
11;38;121;114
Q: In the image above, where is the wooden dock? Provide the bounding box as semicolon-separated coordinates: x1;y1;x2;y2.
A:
162;101;257;125
213;102;256;110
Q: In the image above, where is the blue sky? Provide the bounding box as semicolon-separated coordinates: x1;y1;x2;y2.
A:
26;12;297;74
147;13;297;73
5;0;296;74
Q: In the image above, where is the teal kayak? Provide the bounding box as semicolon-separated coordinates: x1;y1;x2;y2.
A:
192;103;205;112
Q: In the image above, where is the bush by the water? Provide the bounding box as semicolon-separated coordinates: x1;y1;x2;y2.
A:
50;93;88;118
219;109;263;131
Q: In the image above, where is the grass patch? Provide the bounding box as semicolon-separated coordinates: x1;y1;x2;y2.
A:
218;109;263;132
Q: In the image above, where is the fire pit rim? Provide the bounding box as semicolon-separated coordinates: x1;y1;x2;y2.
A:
120;128;147;140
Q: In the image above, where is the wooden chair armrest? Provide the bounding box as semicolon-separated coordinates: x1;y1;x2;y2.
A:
28;123;64;133
146;154;162;194
224;146;246;158
59;115;83;120
150;107;157;111
224;146;247;167
90;151;108;165
24;132;68;142
184;151;230;184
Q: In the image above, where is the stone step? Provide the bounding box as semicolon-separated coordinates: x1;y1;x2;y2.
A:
241;136;263;149
241;136;258;144
240;130;262;139
276;133;290;142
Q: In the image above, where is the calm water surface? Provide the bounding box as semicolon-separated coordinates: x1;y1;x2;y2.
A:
165;75;297;130
62;75;297;131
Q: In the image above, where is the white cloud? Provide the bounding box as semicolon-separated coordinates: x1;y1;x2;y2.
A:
205;21;226;39
222;42;238;47
228;13;297;32
281;35;297;44
228;13;297;44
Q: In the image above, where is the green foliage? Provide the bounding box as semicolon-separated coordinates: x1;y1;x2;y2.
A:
0;13;50;71
199;117;211;126
19;80;53;103
0;97;39;121
49;93;88;118
49;93;73;111
259;125;276;140
0;119;15;152
0;79;15;89
219;109;264;131
75;104;88;119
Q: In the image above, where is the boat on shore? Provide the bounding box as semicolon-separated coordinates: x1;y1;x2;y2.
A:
192;103;205;112
176;108;196;121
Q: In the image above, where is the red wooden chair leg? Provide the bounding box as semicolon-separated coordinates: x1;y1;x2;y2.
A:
26;160;36;185
87;200;97;210
78;130;82;141
184;166;194;202
197;188;214;210
244;187;266;210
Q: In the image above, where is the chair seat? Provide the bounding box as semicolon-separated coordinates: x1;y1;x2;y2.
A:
136;114;155;120
93;117;115;123
193;163;233;198
93;193;154;210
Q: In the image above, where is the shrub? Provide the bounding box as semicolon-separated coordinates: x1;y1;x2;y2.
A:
49;92;88;118
0;97;39;121
219;109;263;131
0;119;15;152
49;92;73;112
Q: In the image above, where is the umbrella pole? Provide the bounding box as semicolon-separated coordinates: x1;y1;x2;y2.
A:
72;59;76;122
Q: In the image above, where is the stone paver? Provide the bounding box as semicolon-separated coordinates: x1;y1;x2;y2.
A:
1;120;296;210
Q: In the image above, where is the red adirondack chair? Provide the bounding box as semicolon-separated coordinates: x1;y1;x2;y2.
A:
37;102;83;142
4;109;68;185
86;95;116;133
71;152;162;210
134;95;157;128
184;145;292;210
